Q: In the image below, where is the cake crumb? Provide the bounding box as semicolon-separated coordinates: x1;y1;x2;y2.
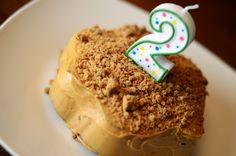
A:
124;112;129;119
44;87;50;94
72;132;80;140
104;78;119;96
122;95;138;112
148;114;155;122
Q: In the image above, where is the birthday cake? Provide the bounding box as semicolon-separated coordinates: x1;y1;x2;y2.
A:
48;24;208;156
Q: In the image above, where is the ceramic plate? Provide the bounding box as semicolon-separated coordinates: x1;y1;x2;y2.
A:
0;0;236;155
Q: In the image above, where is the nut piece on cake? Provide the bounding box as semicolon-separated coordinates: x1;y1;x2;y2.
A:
48;25;208;156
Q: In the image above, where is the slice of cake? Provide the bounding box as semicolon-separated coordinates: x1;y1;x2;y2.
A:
48;25;208;156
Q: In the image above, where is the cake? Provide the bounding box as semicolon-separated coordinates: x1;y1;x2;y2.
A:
48;25;208;156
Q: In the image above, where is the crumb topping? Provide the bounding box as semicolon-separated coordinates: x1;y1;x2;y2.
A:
122;95;138;112
74;25;208;136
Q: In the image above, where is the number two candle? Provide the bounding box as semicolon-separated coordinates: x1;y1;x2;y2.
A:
126;3;199;82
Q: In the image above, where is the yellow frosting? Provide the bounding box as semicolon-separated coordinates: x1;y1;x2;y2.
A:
49;33;197;156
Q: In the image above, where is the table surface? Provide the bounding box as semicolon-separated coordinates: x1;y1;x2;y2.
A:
0;0;235;155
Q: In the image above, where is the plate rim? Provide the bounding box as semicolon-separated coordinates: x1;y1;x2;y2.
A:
0;0;38;31
0;1;38;155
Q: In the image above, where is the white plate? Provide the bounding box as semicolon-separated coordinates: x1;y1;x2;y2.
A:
0;0;236;155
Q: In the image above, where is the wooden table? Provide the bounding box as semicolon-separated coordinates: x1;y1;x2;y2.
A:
0;0;235;155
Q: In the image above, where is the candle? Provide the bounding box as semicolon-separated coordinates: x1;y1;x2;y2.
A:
126;3;199;82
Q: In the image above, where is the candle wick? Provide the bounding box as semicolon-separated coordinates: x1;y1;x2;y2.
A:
183;4;199;12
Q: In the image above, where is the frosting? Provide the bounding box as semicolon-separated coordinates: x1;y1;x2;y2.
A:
48;25;207;156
